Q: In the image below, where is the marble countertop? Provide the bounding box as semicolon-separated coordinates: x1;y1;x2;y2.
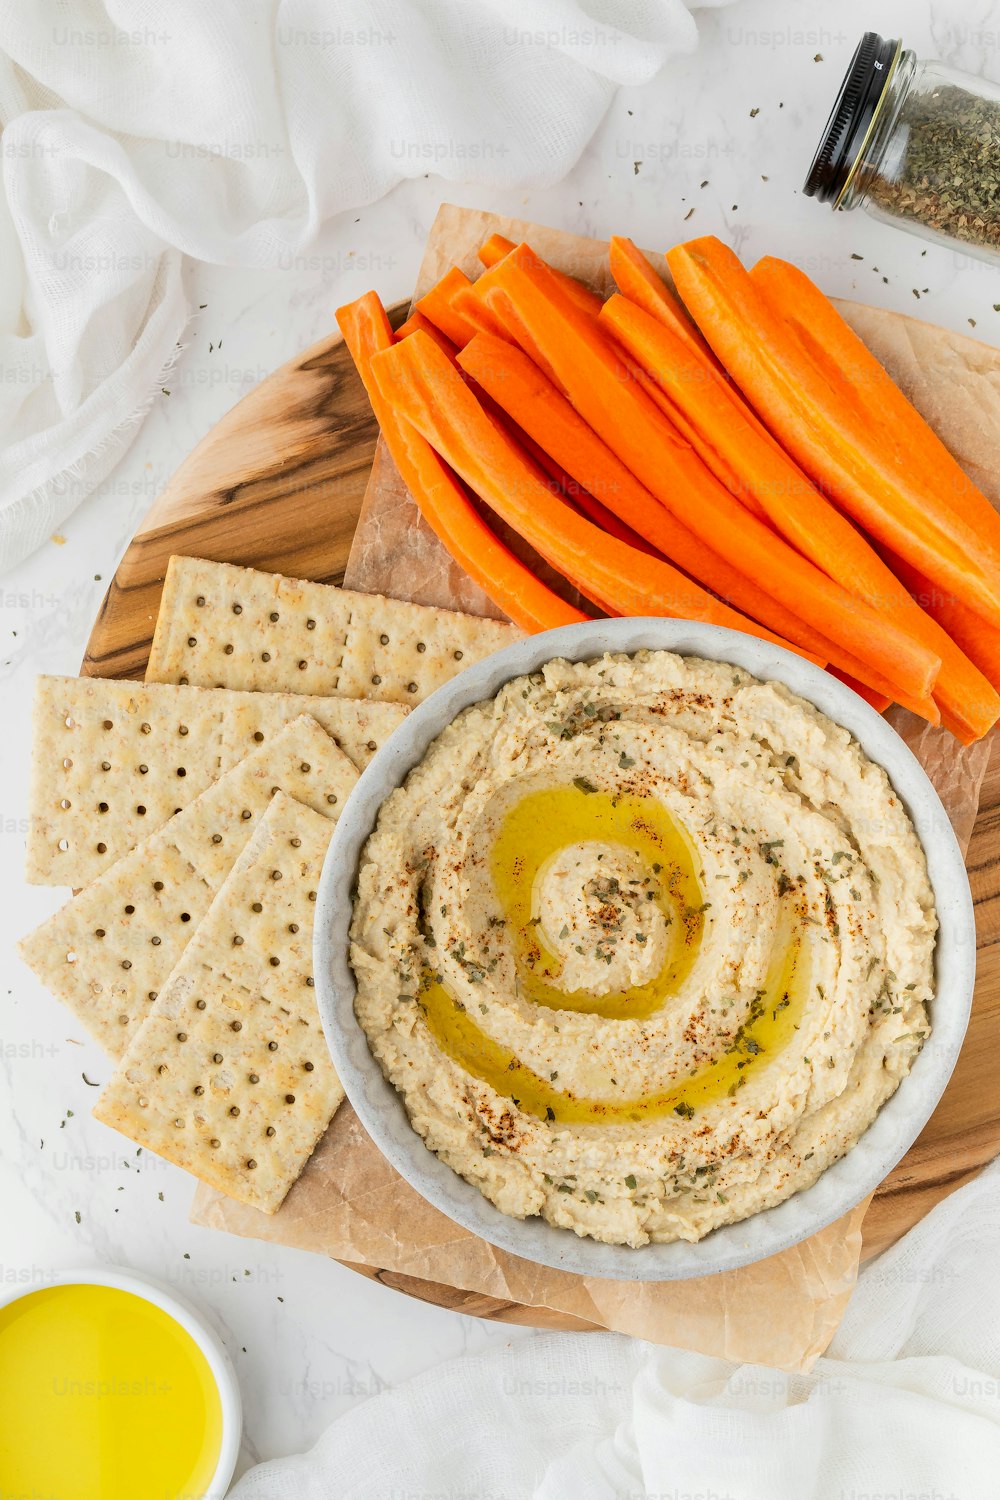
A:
3;0;996;1477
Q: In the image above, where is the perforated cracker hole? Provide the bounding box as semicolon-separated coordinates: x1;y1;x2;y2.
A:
125;904;135;914
180;913;191;923
306;618;316;630
98;802;108;813
59;799;71;810
58;839;69;851
247;1159;257;1170
178;725;189;737
230;1020;242;1032
269;611;279;623
176;1031;187;1043
241;809;252;821
261;651;271;662
303;1061;314;1072
153;882;163;892
232;934;244;946
136;806;146;817
326;794;337;806
96;842;107;854
287;923;299;934
62;758;73;769
195;999;206;1010
100;761;110;771
379;633;389;645
248;1073;259;1084
267;1041;278;1052
229;1106;240;1117
224;644;234;655
94;928;105;939
193;1085;204;1096
138;764;148;775
417;641;426;653
253;731;264;743
265;1126;275;1137
284;1094;295;1104
251;902;262;913
406;683;418;694
102;719;113;730
140;722;151;735
232;602;242;614
176;767;186;778
269;956;280;967
212;834;222;845
454;650;464;661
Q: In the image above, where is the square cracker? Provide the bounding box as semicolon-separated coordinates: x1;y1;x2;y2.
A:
94;792;341;1213
19;715;356;1057
144;555;520;704
27;676;405;887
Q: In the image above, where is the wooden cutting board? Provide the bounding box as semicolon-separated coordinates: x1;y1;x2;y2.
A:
82;294;1000;1329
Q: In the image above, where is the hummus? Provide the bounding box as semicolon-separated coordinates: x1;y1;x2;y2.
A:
351;652;936;1247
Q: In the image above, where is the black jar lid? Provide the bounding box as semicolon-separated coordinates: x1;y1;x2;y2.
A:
804;31;900;204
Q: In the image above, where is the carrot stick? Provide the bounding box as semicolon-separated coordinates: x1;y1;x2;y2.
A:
478;235;605;318
486;245;941;706
667;236;1000;632
414;267;478;349
478;232;515;268
450;282;513;342
751;254;990;520
370;331;823;658
335;292;586;634
601;291;997;739
457;329;809;635
609;237;716;364
395;309;460;361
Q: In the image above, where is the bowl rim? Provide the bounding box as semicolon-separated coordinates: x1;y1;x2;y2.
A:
0;1264;242;1496
314;617;975;1282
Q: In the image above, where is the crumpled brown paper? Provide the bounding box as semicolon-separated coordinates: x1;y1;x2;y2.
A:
190;206;993;1373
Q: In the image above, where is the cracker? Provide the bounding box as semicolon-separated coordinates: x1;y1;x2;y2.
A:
26;676;405;887
145;555;520;704
19;716;356;1057
93;793;341;1213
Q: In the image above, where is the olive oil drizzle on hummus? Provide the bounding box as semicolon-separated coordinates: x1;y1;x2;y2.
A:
490;785;705;1020
417;921;808;1125
415;783;811;1125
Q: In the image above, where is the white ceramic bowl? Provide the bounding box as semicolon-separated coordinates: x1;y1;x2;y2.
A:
314;618;975;1281
0;1265;242;1497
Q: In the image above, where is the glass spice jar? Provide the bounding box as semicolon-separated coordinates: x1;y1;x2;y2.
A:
804;31;1000;263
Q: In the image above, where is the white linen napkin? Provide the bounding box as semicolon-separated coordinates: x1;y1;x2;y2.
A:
230;1158;1000;1498
0;0;725;574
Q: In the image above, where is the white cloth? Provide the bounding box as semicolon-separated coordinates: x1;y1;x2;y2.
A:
0;0;721;573
230;1158;1000;1499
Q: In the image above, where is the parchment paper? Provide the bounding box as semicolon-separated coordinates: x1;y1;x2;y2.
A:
191;206;993;1373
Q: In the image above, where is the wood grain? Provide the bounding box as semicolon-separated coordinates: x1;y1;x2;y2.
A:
81;295;999;1321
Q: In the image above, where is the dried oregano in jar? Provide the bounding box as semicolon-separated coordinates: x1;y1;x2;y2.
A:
805;32;1000;261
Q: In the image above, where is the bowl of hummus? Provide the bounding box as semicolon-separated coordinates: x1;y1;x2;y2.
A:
314;618;974;1280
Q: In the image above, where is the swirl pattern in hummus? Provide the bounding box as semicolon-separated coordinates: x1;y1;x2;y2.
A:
351;652;936;1247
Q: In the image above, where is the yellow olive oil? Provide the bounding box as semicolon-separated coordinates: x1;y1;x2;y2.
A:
419;783;810;1125
489;784;706;1020
0;1282;223;1500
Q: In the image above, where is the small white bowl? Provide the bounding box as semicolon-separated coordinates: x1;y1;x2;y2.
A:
314;618;975;1281
0;1266;242;1497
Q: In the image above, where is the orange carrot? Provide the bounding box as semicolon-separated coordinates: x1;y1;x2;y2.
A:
601;291;997;739
395;309;460;361
609;237;716;364
414;267;478;349
451;282;513;342
478;234;605;318
457;329;812;635
335;292;585;634
478;232;516;268
486;245;942;706
667;236;1000;633
751;254;989;520
370;330;823;657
